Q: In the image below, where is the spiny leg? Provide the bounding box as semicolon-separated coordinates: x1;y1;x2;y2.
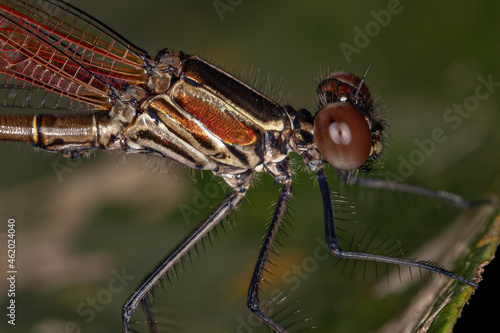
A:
122;173;251;333
341;173;490;209
317;168;477;288
247;176;292;333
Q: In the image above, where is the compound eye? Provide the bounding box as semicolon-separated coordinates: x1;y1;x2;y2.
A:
314;102;372;170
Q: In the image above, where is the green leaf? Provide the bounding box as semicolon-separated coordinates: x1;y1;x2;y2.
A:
379;198;500;333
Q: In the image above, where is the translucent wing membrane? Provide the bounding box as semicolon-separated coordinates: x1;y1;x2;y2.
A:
0;74;95;110
0;0;147;110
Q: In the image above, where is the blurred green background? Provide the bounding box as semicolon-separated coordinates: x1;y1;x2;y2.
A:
0;0;499;332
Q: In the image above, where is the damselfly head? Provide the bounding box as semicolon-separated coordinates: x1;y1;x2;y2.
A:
314;72;384;171
316;72;373;111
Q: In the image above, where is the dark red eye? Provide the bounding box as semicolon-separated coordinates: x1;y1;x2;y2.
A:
314;102;371;170
316;71;373;111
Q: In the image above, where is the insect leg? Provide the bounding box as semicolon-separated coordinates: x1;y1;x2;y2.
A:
318;168;477;287
122;172;252;333
247;173;292;333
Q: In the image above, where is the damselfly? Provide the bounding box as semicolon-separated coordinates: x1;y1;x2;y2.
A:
0;1;496;332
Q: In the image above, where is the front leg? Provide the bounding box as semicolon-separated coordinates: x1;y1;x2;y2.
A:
341;172;489;209
318;168;477;287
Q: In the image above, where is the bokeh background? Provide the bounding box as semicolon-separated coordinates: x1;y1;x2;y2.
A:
0;0;499;332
